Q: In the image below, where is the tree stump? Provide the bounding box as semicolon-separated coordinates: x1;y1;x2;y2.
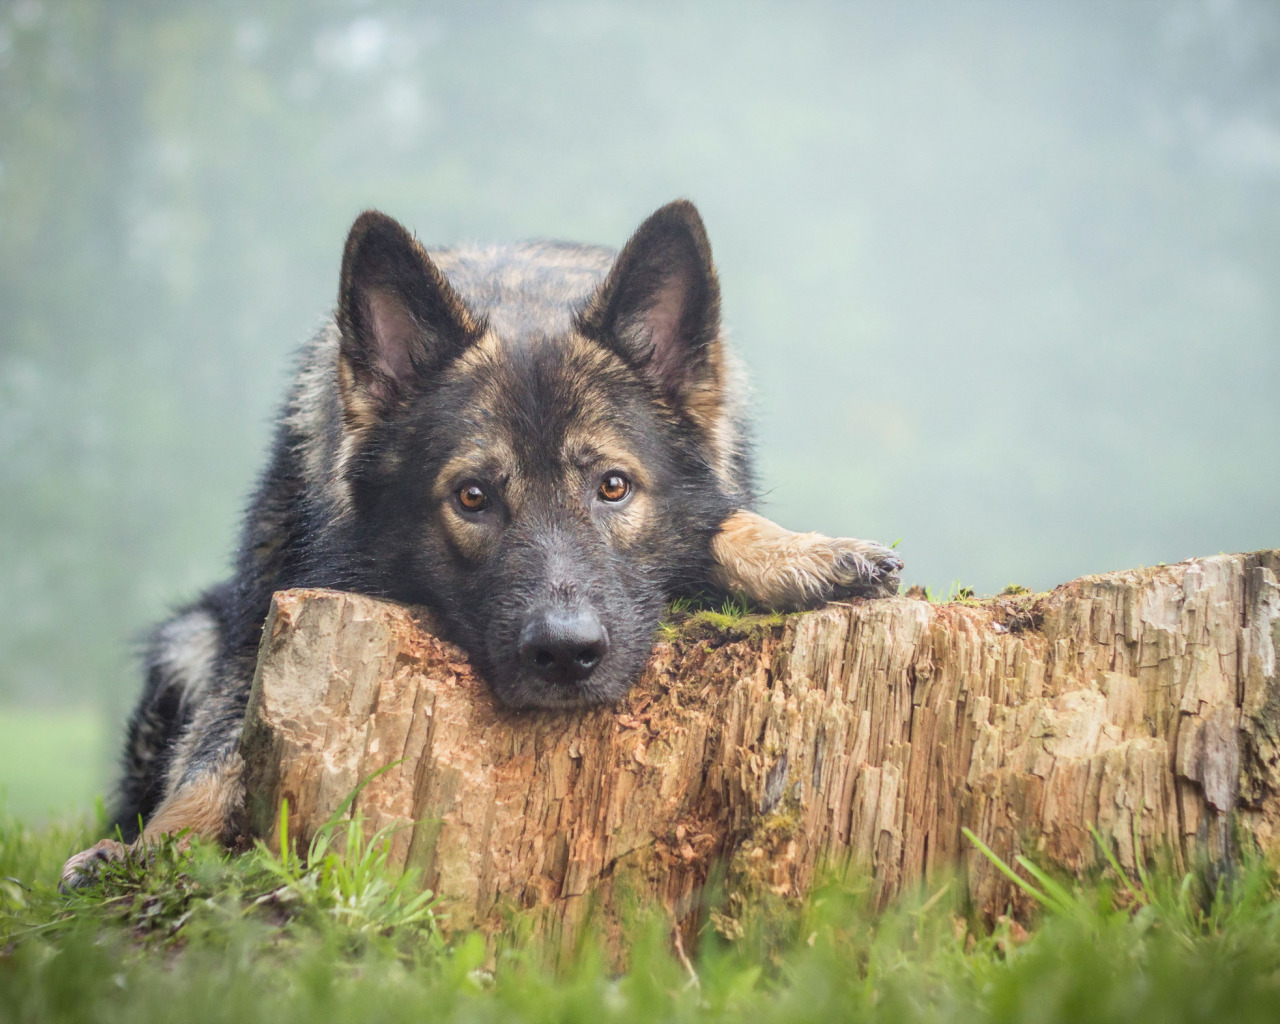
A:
239;550;1280;949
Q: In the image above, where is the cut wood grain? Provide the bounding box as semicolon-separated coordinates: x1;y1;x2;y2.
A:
239;550;1280;951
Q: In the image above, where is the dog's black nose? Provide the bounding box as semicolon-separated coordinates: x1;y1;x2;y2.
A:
519;607;608;685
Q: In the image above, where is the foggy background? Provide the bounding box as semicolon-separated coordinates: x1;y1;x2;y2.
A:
2;1;1277;813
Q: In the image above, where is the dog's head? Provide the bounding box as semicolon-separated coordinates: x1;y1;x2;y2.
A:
332;202;740;709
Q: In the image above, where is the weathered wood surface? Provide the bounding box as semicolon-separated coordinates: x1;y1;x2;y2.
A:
239;550;1280;945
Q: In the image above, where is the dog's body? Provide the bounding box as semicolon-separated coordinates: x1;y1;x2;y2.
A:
63;202;901;885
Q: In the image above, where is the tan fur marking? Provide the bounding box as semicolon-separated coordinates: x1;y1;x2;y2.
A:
452;327;506;373
555;341;654;547
601;489;651;547
439;503;501;563
710;510;901;611
336;355;381;432
568;326;742;497
431;380;518;562
433;445;518;503
679;336;729;469
143;753;244;842
560;426;650;489
59;754;244;890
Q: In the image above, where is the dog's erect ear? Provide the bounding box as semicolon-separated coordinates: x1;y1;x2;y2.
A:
577;200;722;409
336;210;480;425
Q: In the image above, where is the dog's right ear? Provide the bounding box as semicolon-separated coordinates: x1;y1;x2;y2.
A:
336;211;480;426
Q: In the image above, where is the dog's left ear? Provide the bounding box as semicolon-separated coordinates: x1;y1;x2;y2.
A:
577;200;722;410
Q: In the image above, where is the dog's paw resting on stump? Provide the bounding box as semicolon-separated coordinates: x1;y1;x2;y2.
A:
711;510;903;608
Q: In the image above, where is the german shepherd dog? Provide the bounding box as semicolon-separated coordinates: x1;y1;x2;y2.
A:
62;201;902;887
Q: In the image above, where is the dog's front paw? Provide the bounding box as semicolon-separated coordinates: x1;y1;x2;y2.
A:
709;512;904;611
59;838;128;892
826;540;903;601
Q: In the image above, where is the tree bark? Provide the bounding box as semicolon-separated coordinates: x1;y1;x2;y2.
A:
239;551;1280;950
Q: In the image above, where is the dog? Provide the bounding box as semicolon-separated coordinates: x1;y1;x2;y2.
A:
61;200;902;887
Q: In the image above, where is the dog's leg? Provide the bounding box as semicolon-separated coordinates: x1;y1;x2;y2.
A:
60;611;249;890
113;605;223;841
60;758;243;889
710;510;902;611
59;750;244;891
60;598;245;891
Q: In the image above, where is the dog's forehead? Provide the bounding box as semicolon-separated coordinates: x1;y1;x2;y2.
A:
418;241;669;490
439;331;645;477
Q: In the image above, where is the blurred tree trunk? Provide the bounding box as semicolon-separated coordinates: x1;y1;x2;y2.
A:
240;550;1280;956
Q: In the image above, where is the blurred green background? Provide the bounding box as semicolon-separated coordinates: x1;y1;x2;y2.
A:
1;0;1277;819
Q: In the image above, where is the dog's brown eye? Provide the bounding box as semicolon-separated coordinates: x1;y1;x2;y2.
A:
598;473;631;503
457;484;489;512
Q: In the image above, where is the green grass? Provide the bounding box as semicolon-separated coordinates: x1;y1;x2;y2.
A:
4;799;1280;1023
0;707;109;822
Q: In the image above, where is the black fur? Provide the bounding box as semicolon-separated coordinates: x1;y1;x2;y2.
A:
112;201;756;837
